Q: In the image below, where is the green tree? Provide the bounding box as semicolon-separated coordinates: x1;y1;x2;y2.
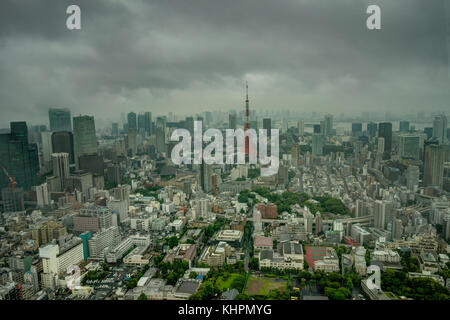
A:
346;278;353;290
168;236;179;248
230;275;247;292
235;293;251;300
249;257;259;270
138;292;148;300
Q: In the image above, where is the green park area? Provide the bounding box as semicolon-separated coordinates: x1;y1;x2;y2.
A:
244;276;287;296
215;273;242;291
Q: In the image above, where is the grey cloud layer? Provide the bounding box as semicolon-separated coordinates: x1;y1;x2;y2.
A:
0;0;449;127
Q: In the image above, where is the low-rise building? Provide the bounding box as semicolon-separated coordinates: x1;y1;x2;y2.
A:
259;241;304;270
253;236;273;250
312;247;339;273
372;250;401;264
418;251;440;274
353;246;367;276
198;242;232;267
212;230;243;248
123;246;150;266
408;271;445;286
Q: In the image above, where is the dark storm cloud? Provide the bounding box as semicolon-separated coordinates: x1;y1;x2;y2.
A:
0;0;448;128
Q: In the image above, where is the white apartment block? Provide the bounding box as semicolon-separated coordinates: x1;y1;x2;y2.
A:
39;238;84;289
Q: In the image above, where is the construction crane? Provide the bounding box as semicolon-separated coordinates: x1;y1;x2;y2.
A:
0;164;16;190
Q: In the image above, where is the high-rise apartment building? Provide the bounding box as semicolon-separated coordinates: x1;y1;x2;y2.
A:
73;204;113;233
33;182;50;207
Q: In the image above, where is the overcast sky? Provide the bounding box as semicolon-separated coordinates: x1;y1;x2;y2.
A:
0;0;449;128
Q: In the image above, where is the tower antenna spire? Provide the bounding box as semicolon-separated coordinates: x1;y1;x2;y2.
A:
246;81;248;101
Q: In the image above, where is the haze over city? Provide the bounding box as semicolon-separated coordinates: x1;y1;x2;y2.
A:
1;0;449;128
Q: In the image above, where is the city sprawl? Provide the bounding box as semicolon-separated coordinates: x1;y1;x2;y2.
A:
0;106;450;301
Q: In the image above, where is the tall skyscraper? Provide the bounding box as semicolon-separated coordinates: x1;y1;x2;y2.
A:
51;131;74;165
127;112;137;155
377;137;385;155
144;112;152;136
34;182;50;207
127;112;137;130
51;153;70;191
399;120;410;132
392;219;403;240
298;120;304;137
351;123;362;137
137;113;146;135
367;122;377;138
111;123;119;137
48;108;72;132
433;114;448;145
263;118;271;139
204;111;213;127
374;200;393;230
424;127;433;140
320;120;326;135
185;117;194;136
127;127;137;155
156;116;167;154
312;134;324;156
0;122;39;191
424;144;445;189
291;144;300;167
313;124;321;134
41;131;53;166
399;134;420;160
229;113;237;130
73;115;98;168
324;114;333;136
378;122;392;159
200;162;212;193
406;165;419;191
